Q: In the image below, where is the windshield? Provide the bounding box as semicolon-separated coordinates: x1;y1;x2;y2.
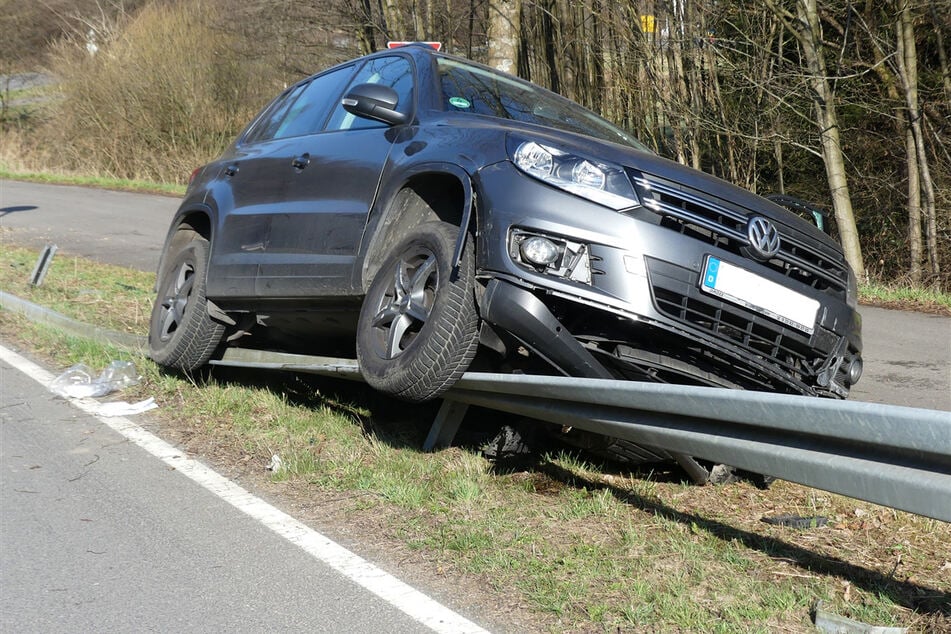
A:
437;57;649;152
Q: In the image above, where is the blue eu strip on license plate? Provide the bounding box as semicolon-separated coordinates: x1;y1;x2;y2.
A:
701;256;819;334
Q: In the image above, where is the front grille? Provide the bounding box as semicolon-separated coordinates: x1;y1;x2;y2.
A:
647;258;829;381
628;170;849;300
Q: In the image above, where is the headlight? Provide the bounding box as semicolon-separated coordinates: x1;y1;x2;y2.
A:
508;138;639;211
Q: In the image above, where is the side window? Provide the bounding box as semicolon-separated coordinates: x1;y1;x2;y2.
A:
325;56;414;132
246;83;307;144
244;65;355;144
272;65;355;139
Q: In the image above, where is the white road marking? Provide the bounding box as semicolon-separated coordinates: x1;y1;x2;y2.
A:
1;344;489;634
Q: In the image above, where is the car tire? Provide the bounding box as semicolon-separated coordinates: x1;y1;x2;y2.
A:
149;231;225;371
357;221;479;402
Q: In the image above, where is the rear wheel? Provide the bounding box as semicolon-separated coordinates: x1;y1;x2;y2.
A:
149;231;225;371
356;221;479;402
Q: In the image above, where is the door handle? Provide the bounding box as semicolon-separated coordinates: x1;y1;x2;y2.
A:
224;164;239;177
292;154;311;171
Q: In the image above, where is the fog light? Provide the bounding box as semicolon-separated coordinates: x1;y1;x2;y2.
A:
520;236;561;266
847;356;863;385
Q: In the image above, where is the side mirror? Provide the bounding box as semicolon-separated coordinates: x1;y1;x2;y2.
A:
341;84;408;126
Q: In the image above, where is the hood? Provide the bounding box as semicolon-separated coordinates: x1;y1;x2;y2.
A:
484;117;841;252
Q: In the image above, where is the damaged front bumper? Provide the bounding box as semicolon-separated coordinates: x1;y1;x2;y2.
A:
473;161;863;399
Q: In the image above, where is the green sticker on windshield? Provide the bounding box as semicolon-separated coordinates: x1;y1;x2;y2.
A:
449;97;471;109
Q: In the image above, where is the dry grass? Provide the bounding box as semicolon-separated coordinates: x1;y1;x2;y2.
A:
7;1;275;184
0;243;153;334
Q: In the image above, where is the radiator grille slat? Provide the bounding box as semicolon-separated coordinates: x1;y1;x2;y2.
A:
630;171;849;299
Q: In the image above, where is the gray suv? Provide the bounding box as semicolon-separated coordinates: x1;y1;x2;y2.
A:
150;45;863;416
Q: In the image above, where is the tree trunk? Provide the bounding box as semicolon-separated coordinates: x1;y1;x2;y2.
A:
412;1;424;39
541;0;559;92
359;0;377;53
487;0;519;73
905;125;923;283
767;0;866;280
930;0;951;99
774;138;785;194
896;1;940;277
384;0;406;40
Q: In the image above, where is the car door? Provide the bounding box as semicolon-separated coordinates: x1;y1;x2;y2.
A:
256;55;415;297
205;81;311;298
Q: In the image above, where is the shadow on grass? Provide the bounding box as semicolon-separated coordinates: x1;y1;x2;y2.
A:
203;365;443;449
540;459;951;618
196;364;950;618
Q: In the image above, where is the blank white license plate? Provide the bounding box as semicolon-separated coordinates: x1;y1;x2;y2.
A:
700;256;819;334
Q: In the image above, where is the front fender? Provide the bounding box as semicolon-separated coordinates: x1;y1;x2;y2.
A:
358;160;480;290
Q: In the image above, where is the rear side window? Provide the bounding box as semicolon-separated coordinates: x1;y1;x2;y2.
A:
246;65;355;143
246;83;307;143
325;56;414;132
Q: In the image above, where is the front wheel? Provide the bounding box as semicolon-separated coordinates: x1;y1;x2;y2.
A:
356;221;479;402
148;231;225;371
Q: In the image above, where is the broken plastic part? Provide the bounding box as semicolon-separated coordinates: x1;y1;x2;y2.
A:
266;455;284;472
813;600;908;633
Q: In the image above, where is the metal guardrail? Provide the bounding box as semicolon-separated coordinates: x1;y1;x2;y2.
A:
212;347;951;523
5;281;943;632
5;289;947;520
0;290;147;351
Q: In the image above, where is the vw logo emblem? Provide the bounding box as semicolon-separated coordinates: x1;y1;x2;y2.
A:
746;216;781;259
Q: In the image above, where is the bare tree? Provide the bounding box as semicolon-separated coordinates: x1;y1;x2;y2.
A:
895;1;940;278
765;0;866;280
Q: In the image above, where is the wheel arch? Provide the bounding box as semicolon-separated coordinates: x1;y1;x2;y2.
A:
153;205;214;291
359;165;475;291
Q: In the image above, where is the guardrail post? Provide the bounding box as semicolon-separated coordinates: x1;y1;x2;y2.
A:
423;400;469;451
30;243;58;286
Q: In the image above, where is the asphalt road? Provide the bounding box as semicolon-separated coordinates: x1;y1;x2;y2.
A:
1;354;443;632
850;307;950;411
2;179;948;410
1;181;492;633
1;180;177;273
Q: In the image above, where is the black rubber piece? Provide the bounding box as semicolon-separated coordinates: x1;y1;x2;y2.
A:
480;279;612;379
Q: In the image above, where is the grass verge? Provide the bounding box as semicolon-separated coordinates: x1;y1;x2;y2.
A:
860;281;951;315
0;244;154;334
2;243;949;632
0;168;186;196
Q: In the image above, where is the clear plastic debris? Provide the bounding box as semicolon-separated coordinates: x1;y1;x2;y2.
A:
813;600;908;633
97;397;158;417
49;361;141;399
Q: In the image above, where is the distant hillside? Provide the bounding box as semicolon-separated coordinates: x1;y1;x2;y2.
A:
0;1;163;70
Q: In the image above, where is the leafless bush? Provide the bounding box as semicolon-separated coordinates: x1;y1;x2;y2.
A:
41;1;272;183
